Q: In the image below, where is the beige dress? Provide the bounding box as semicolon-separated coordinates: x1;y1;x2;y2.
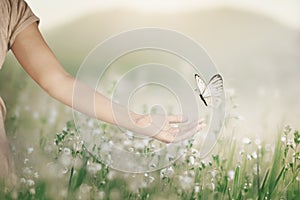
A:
0;0;39;179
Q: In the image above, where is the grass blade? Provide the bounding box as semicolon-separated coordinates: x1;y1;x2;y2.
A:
273;166;285;190
267;132;284;197
68;166;74;191
260;168;270;193
233;165;240;199
72;167;87;191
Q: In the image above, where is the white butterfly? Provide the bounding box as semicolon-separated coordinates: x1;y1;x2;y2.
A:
194;73;223;107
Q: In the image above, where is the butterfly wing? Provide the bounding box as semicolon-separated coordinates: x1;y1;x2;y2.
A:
195;74;209;106
194;74;206;93
203;74;223;108
204;74;223;97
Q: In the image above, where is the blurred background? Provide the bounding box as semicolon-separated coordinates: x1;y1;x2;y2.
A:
0;0;299;175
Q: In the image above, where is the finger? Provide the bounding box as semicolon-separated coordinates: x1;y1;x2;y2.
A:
155;119;206;143
152;129;177;144
198;117;205;124
172;120;201;136
155;122;205;144
167;115;188;123
172;122;206;143
198;122;206;130
167;127;180;135
172;118;206;136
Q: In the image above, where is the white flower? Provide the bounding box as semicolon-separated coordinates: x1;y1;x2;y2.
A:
128;147;135;152
20;178;26;184
211;182;215;190
239;150;245;155
79;184;92;194
147;176;155;183
63;148;71;155
251;151;258;159
201;161;206;167
287;139;295;148
27;147;34;154
123;139;132;146
247;154;252;160
211;170;217;178
228;170;235;180
189;156;195;165
134;141;145;150
160;166;174;179
150;163;157;168
178;175;193;190
34;172;39;178
194;185;200;193
242;137;251;144
24;158;29;164
191;148;199;155
87;162;102;175
108;140;114;147
60;154;72;167
29;188;35;195
143;173;155;185
26;179;35;187
23;167;33;175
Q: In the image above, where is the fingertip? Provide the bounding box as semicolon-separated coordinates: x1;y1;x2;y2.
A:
196;123;206;131
198;118;205;123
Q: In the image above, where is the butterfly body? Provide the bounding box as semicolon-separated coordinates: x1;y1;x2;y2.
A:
199;94;208;106
194;73;223;107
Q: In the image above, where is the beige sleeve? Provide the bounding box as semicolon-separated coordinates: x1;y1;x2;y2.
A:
8;0;40;49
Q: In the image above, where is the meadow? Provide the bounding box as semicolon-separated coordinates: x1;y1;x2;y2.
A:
1;117;299;199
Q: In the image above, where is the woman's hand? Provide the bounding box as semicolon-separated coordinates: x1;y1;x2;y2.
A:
131;114;206;143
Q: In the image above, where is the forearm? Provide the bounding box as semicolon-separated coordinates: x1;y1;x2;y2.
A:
47;74;139;129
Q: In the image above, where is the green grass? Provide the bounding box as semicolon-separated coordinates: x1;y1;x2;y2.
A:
1;122;299;200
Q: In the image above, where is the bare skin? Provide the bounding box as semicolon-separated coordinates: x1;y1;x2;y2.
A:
1;22;205;180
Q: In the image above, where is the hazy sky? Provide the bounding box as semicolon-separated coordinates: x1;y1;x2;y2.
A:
26;0;300;30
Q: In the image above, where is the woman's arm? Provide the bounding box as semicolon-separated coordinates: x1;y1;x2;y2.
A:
11;23;205;143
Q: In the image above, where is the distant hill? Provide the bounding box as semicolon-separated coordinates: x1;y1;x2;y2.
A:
45;7;299;76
